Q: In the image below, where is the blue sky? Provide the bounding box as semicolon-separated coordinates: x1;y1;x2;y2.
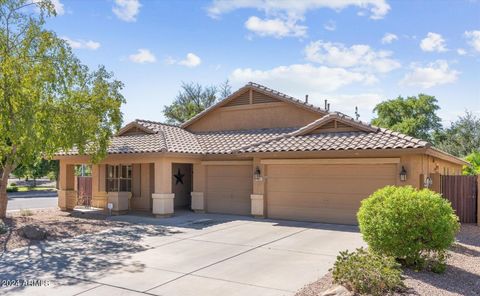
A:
45;0;479;125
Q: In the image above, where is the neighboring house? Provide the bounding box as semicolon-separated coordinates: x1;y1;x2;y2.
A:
55;82;466;225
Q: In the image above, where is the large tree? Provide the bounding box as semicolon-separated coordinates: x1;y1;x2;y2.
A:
163;80;232;125
371;94;442;142
434;112;480;157
0;0;125;217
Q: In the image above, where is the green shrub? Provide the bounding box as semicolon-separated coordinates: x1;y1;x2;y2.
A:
9;182;17;187
6;186;18;192
0;221;8;235
357;186;459;271
331;247;403;295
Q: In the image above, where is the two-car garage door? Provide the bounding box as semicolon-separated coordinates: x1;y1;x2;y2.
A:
266;163;397;224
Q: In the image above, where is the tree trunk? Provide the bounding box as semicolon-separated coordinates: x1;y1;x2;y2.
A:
0;166;13;218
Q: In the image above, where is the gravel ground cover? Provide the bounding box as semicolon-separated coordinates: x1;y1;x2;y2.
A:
0;209;128;252
295;224;480;296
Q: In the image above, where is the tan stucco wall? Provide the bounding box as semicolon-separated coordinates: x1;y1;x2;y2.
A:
185;102;322;132
56;147;463;218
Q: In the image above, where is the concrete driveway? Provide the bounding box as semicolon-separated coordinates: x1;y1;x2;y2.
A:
1;211;365;296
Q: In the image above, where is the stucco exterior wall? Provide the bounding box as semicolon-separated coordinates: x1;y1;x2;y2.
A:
185;102;322;132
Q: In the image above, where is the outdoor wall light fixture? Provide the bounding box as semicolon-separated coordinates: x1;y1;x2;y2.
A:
399;166;407;182
424;176;433;188
254;166;262;181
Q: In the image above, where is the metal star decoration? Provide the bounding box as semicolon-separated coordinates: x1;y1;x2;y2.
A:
174;169;185;185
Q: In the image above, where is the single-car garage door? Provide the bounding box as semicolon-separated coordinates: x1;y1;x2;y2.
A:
206;164;253;215
266;163;397;224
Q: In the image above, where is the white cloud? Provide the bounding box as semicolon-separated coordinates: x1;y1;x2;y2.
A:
464;30;480;52
457;48;467;55
420;32;447;52
129;49;156;63
63;37;101;50
207;0;390;20
179;53;202;67
113;0;141;22
381;33;398;44
166;53;202;67
401;60;459;88
304;40;401;73
230;64;375;93
245;16;307;38
323;20;336;31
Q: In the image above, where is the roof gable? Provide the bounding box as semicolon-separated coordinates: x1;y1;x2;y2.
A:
291;113;378;136
181;82;328;129
117;121;157;136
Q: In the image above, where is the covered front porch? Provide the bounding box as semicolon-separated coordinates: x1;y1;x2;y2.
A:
57;155;207;217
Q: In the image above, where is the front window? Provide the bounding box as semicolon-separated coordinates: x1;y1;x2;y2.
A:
106;165;132;192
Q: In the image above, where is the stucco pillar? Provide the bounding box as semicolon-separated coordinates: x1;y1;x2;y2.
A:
58;161;76;211
191;163;206;213
92;164;107;209
152;159;174;217
251;157;265;218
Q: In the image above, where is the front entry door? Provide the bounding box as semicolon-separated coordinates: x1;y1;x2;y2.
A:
77;176;92;207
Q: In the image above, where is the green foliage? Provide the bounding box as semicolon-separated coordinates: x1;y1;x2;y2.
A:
372;94;441;142
0;0;124;216
14;159;56;184
6;186;18;192
0;220;8;234
434;112;480;157
163;80;232;125
462;151;480;175
331;247;404;295
358;186;459;270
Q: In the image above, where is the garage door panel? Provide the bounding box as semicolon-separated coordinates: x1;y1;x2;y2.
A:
206;165;252;215
267;177;395;194
266;163;397;224
267;192;364;210
207;177;253;192
269;206;358;225
268;164;396;178
207;166;253;177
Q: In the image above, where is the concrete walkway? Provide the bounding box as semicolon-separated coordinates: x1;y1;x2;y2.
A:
0;212;365;296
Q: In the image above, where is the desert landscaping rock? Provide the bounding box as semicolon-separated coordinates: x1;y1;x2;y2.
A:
20;225;48;240
321;285;352;296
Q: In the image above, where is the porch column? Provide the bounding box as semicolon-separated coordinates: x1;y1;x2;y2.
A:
152;159;174;217
191;163;206;213
58;161;76;211
92;164;107;209
251;157;265;218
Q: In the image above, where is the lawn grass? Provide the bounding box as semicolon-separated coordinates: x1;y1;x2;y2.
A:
15;186;56;192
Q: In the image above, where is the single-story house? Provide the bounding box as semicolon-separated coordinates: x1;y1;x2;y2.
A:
55;82;467;224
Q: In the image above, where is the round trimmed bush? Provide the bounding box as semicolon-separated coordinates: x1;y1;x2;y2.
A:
357;186;459;269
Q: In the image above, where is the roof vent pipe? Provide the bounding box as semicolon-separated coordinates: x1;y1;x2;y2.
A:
324;99;328;110
305;94;309;103
327;103;330;112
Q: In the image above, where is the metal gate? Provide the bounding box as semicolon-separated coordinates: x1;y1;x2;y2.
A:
77;176;93;207
441;175;478;223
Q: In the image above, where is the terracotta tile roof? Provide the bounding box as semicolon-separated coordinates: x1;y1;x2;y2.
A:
135;120;204;154
58;120;429;156
56;83;431;157
235;128;429;153
195;128;296;154
57;133;167;155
